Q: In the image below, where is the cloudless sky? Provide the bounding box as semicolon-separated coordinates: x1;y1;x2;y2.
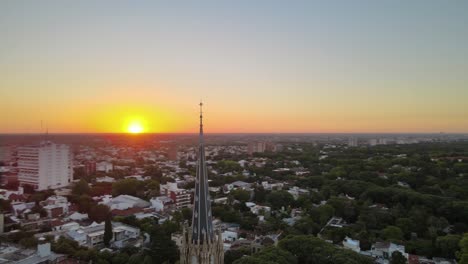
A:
1;0;467;133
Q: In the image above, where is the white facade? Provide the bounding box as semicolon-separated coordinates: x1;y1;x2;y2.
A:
150;196;174;212
66;222;140;248
99;194;151;210
343;236;360;252
96;161;113;172
17;142;73;191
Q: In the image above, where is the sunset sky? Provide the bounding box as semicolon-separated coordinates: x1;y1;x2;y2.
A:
1;1;467;133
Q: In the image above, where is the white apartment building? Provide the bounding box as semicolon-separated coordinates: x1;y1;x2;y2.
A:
17;141;73;191
160;182;191;209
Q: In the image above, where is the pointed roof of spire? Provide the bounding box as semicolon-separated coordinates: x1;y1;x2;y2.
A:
191;101;214;243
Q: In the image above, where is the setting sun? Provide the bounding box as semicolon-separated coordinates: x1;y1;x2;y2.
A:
127;121;144;134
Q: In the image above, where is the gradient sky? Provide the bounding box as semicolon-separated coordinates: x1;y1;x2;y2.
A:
1;1;467;133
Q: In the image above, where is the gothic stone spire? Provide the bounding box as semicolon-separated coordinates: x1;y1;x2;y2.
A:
191;101;214;243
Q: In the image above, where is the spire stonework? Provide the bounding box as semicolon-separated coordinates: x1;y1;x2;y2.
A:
180;102;224;264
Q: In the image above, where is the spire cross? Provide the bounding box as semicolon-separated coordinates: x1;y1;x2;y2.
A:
199;101;204;136
200;101;203;120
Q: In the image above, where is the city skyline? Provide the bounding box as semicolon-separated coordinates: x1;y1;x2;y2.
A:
1;1;468;134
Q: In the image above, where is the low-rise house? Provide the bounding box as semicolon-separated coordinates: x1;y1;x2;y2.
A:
326;217;346;228
342;236;360;252
100;195;151;210
150;196;174;212
96;176;116;183
261;181;284;191
7;193;27;203
251;234;281;254
124;175;147;181
371;242;406;260
213;197;228;205
408;254;436;264
96;161;113;173
41;196;69;218
67;212;88;221
287;186;310;200
222;230;238;242
11;202;35;217
0;239;65;264
250;205;271;216
66;221;140;249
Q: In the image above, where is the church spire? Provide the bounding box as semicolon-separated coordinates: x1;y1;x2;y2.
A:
180;102;224;264
191;101;214;243
199;101;204;142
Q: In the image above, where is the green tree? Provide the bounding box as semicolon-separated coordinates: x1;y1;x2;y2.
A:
382;226;403;241
77;195;94;213
225;247;250;264
395;218;413;238
231;189;251;203
459;233;468;264
216;160;242;173
253;186;267;203
104;217;113;247
19;237;38;248
278;235;373;264
266;191;294;210
112;178;145;197
181;207;192;221
233;246;297;264
147;225;179;264
436;234;461;258
112;253;129;264
72;179;91;196
390;251;407;264
89;204;111;223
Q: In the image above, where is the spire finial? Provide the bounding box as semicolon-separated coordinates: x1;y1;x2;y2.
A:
199;101;203;137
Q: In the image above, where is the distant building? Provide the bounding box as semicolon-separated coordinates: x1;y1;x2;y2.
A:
17;142;73;191
348;138;358;147
248;142;266;155
100;194;151;210
96;161;113;173
342;236;360;252
369;139;378;146
96;176;116;183
371;242;406;260
41;196;69;218
167;144;178;161
287;186;310;200
84;161;96;176
150;196;174;212
160;182;191;209
66;221;141;248
0;146;14;162
378;138;388;145
0;238;65;264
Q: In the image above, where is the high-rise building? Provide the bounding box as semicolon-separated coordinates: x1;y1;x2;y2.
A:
17;142;73;191
248;142;266;155
180;103;224;264
0;146;14;162
167;144;179;161
348;138;358;147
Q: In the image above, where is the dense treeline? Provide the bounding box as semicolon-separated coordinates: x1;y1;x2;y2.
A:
239;142;468;261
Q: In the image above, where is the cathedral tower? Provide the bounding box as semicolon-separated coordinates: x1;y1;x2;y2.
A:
180;102;224;264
